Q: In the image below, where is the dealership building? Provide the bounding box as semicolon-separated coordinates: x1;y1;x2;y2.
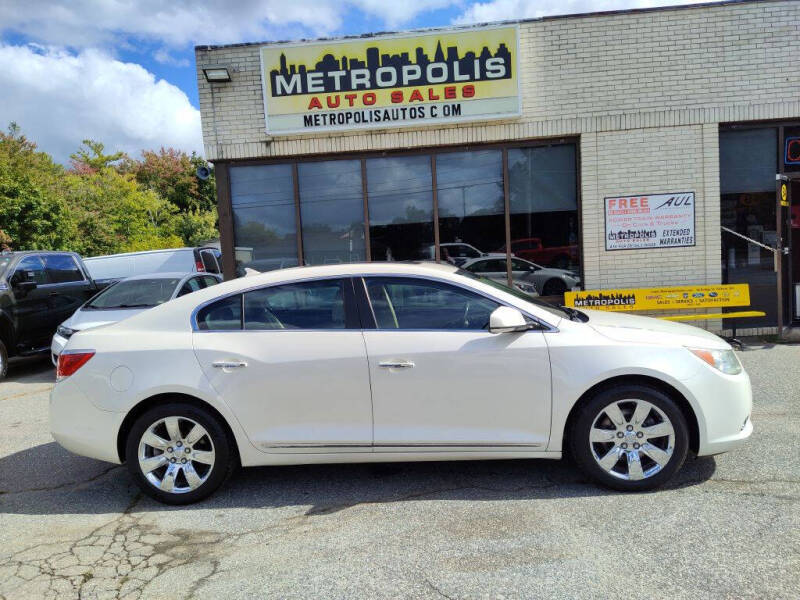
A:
195;0;800;334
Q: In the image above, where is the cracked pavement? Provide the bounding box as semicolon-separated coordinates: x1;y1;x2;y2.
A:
0;344;798;599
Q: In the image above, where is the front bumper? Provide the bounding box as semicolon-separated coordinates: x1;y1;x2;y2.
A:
50;377;124;464
684;366;753;456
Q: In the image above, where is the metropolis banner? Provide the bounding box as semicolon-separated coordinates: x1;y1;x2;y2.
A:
260;25;520;135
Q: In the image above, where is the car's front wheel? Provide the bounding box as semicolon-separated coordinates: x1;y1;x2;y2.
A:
125;403;236;504
570;384;689;491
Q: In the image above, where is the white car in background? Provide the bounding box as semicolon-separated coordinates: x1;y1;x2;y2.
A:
50;262;751;504
51;272;221;364
461;256;581;297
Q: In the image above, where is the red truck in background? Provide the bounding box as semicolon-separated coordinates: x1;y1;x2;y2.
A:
497;238;579;270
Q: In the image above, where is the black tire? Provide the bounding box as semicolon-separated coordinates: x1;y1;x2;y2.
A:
125;402;236;505
569;384;689;492
0;338;7;380
541;278;567;297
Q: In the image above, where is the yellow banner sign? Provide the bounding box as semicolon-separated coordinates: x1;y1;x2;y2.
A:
260;25;519;135
564;284;751;312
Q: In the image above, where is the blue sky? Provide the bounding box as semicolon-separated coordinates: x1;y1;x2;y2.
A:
0;0;706;163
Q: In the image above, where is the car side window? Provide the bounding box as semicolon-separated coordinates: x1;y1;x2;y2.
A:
178;277;203;297
364;277;500;330
511;259;536;272
196;295;242;330
11;256;48;285
243;279;346;330
43;254;85;284
202;276;220;288
466;260;489;273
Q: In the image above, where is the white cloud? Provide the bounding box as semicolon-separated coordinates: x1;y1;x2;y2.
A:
0;44;203;163
0;0;456;48
454;0;708;25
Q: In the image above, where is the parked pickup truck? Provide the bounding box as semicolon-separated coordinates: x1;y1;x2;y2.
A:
497;238;579;270
0;251;104;379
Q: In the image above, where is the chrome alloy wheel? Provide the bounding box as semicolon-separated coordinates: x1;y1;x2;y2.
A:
588;399;675;481
137;416;215;494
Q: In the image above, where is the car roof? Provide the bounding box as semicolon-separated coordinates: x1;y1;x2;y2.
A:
99;261;564;335
117;272;202;282
82;248;196;260
1;250;79;256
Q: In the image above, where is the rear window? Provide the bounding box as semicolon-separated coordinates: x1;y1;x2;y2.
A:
196;295;242;330
86;278;181;309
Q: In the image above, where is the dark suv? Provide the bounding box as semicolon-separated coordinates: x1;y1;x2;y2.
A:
0;251;99;379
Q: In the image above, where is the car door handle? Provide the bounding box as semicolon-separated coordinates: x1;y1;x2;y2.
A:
378;360;415;369
212;361;248;369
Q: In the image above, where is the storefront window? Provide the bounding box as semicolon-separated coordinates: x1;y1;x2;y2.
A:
507;144;579;295
299;160;366;265
720;127;778;327
367;155;433;261
230;165;298;275
436;150;505;269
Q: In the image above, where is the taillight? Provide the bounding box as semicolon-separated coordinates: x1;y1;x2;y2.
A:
57;351;95;379
195;259;206;272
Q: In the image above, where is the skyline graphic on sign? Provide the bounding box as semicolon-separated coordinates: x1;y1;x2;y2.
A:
269;40;513;96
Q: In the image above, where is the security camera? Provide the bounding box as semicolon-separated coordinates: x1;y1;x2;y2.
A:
196;165;211;180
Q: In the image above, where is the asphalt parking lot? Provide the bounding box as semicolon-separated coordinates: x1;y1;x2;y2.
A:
0;344;798;600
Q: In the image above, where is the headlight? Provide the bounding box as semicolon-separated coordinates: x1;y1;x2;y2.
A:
687;347;742;375
56;325;76;339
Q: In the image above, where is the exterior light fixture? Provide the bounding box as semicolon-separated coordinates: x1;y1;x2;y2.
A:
203;67;231;82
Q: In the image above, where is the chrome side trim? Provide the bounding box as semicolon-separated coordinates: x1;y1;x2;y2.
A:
261;442;543;449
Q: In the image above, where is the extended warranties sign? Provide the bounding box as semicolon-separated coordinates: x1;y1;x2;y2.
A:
604;192;695;251
260;25;520;135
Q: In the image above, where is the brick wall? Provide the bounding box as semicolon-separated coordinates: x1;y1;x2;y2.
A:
195;0;800;330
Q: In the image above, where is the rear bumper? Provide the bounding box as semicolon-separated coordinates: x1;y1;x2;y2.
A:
50;377;124;464
51;333;68;366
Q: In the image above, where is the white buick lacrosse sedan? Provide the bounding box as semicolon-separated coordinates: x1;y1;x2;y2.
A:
50;262;752;504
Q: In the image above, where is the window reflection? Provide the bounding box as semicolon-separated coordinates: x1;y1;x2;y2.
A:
230;165;298;275
720;127;778;327
436;150;505;268
299;160;365;265
507;145;579;276
367;156;433;261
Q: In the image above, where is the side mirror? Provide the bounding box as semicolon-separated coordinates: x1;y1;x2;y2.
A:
489;306;535;334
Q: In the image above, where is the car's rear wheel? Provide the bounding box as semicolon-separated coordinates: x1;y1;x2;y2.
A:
125;403;236;504
570;384;689;491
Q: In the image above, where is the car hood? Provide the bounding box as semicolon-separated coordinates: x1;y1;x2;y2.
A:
62;307;149;332
582;308;730;349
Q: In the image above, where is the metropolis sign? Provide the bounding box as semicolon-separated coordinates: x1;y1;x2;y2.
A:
260;25;520;135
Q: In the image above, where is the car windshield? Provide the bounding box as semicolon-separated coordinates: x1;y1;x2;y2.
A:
456;269;579;320
85;278;181;309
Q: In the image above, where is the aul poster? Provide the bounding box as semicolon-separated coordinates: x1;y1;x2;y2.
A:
260;25;519;135
604;192;695;250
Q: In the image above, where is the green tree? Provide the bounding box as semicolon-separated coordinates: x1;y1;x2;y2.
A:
62;167;182;256
123;147;216;213
0;124;74;250
69;139;126;173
